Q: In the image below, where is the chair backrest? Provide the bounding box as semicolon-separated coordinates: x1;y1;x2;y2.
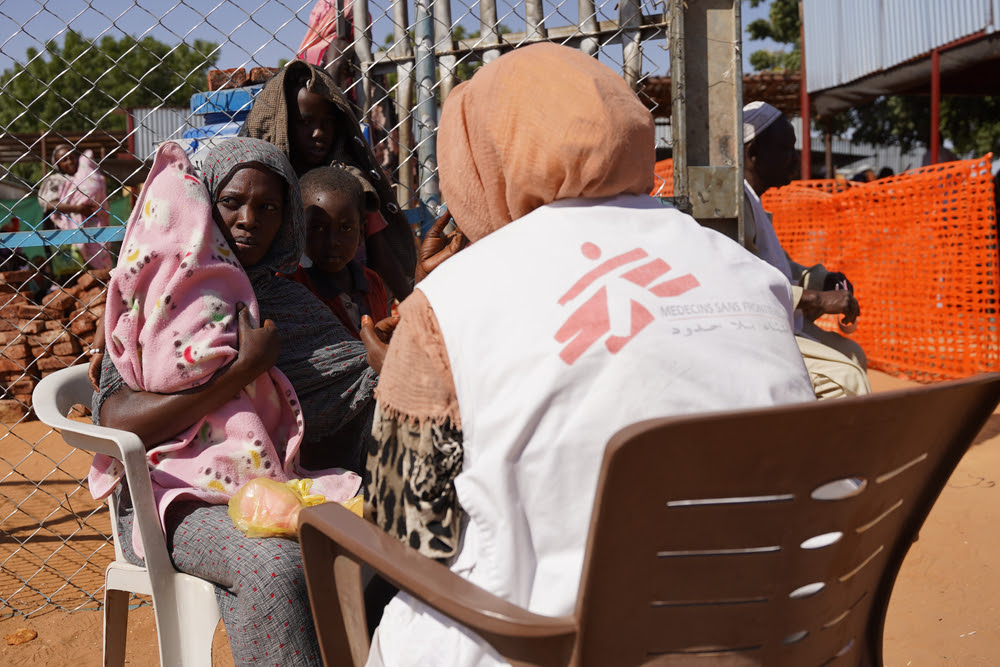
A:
574;373;1000;666
32;365;178;589
34;364;127;459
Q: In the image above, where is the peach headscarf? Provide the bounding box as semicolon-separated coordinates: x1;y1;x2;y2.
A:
439;42;654;242
377;43;655;426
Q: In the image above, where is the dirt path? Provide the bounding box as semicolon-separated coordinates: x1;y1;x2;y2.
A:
2;370;998;665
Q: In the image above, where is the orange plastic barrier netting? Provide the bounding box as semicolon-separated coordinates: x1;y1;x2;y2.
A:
780;179;856;194
652;156;999;382
766;156;998;382
651;158;674;197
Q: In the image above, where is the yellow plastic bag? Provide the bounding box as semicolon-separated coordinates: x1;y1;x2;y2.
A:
341;493;364;517
228;478;326;539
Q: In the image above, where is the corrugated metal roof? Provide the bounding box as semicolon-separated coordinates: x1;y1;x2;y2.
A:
839;0;884;84
803;1;841;92
803;0;997;93
881;0;920;67
129;107;204;161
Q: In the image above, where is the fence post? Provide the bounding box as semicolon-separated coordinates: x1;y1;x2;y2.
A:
480;0;502;64
351;0;373;122
392;0;416;207
526;0;548;40
619;0;642;89
414;0;441;206
434;0;458;103
669;0;744;245
578;0;600;56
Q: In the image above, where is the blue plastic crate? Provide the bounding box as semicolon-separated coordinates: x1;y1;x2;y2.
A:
190;85;263;117
182;121;243;140
202;110;249;125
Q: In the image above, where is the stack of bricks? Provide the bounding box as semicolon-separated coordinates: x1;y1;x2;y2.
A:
206;66;278;91
0;270;108;422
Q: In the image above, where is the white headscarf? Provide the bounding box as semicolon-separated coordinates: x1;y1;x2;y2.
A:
743;101;783;144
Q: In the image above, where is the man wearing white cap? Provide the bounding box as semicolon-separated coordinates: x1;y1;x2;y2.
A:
743;101;870;399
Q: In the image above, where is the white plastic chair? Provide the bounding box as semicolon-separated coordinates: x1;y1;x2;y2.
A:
33;364;222;666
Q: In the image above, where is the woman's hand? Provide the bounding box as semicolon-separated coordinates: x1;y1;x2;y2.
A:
100;306;282;448
359;314;400;375
233;304;280;382
415;211;467;283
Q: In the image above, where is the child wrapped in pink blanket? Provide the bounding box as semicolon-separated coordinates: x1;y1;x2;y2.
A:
88;142;360;556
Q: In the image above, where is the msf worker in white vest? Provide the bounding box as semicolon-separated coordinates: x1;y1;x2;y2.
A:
743;101;871;399
360;43;816;666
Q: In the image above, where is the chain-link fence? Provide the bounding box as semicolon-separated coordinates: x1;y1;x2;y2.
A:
0;0;670;617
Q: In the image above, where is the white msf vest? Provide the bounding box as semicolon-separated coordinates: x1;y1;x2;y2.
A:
370;194;814;667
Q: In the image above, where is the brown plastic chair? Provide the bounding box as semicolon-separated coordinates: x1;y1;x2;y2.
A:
298;372;1000;666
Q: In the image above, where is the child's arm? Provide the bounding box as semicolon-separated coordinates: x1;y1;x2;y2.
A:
100;307;280;448
359;314;400;375
88;314;106;391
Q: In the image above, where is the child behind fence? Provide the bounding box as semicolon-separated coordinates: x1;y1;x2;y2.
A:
241;60;416;299
288;165;390;338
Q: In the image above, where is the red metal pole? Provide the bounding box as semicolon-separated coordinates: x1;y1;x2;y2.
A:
126;109;135;159
799;3;811;179
930;48;940;164
824;116;833;178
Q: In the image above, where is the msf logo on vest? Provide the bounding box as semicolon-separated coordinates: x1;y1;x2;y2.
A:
555;242;700;365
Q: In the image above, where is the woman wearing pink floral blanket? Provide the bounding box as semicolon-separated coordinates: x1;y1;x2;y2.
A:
92;138;372;663
90;139;361;549
43;144;113;270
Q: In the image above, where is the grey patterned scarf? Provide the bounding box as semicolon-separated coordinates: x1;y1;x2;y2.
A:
200;138;376;469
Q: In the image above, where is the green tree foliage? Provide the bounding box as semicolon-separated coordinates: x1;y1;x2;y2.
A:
839;97;924;152
0;31;218;182
744;0;1000;156
844;95;1000;156
0;30;217;133
746;0;800;72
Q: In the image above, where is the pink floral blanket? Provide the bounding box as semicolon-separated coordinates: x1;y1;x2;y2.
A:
88;142;360;555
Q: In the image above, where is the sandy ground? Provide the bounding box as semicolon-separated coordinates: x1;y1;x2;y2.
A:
1;370;999;665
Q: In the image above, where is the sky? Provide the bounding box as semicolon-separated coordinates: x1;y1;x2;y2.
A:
0;0;783;77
